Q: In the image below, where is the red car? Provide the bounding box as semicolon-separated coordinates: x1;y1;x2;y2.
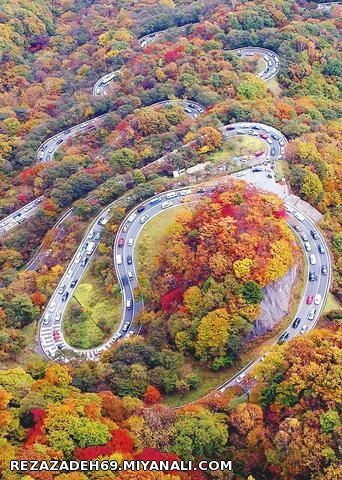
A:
118;238;125;248
306;295;314;305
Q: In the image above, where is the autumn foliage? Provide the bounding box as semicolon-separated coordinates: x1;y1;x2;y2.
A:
75;428;134;460
142;181;298;365
144;385;162;404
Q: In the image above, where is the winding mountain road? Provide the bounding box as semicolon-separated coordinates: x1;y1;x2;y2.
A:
233;47;280;82
0;41;278;236
38;118;331;365
0;20;331;393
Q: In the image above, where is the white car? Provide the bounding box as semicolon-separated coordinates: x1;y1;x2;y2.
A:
294;212;305;222
55;312;62;322
266;137;273;144
140;214;149;224
300;325;308;334
122;322;130;332
166;192;178;200
127;213;137;223
161;201;173;209
128;238;134;246
128;270;134;280
304;242;312;252
285;205;294;213
314;294;322;305
43;314;51;325
309;254;317;265
236;372;246;384
49;302;57;312
180;189;192;196
74;252;82;264
308;309;316;321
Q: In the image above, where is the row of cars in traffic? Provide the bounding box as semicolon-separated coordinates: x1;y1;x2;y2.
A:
225;123;286;159
37;122;99;161
277;205;328;344
0;197;43;232
235;48;280;80
39;214;112;356
115;188;194;336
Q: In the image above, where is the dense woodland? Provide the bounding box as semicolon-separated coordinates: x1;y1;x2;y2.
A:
0;323;340;479
0;0;341;478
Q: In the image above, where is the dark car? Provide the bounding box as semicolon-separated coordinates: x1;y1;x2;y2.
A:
62;292;69;302
318;244;325;254
56;139;63;145
81;257;88;267
70;280;78;288
270;147;276;156
278;331;290;344
311;230;319;240
321;265;328;276
292;317;301;329
127;255;133;265
309;271;318;282
121;275;128;286
137;205;145;213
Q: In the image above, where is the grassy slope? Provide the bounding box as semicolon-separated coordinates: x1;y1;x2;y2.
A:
135;205;192;276
324;292;341;314
63;268;122;349
207;135;265;165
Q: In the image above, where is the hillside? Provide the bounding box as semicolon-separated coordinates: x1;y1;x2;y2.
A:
138;181;298;367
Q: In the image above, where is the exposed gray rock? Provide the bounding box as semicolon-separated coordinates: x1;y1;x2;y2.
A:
249;266;298;338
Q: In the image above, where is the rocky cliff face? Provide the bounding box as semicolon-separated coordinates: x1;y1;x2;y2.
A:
249;266;298;338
